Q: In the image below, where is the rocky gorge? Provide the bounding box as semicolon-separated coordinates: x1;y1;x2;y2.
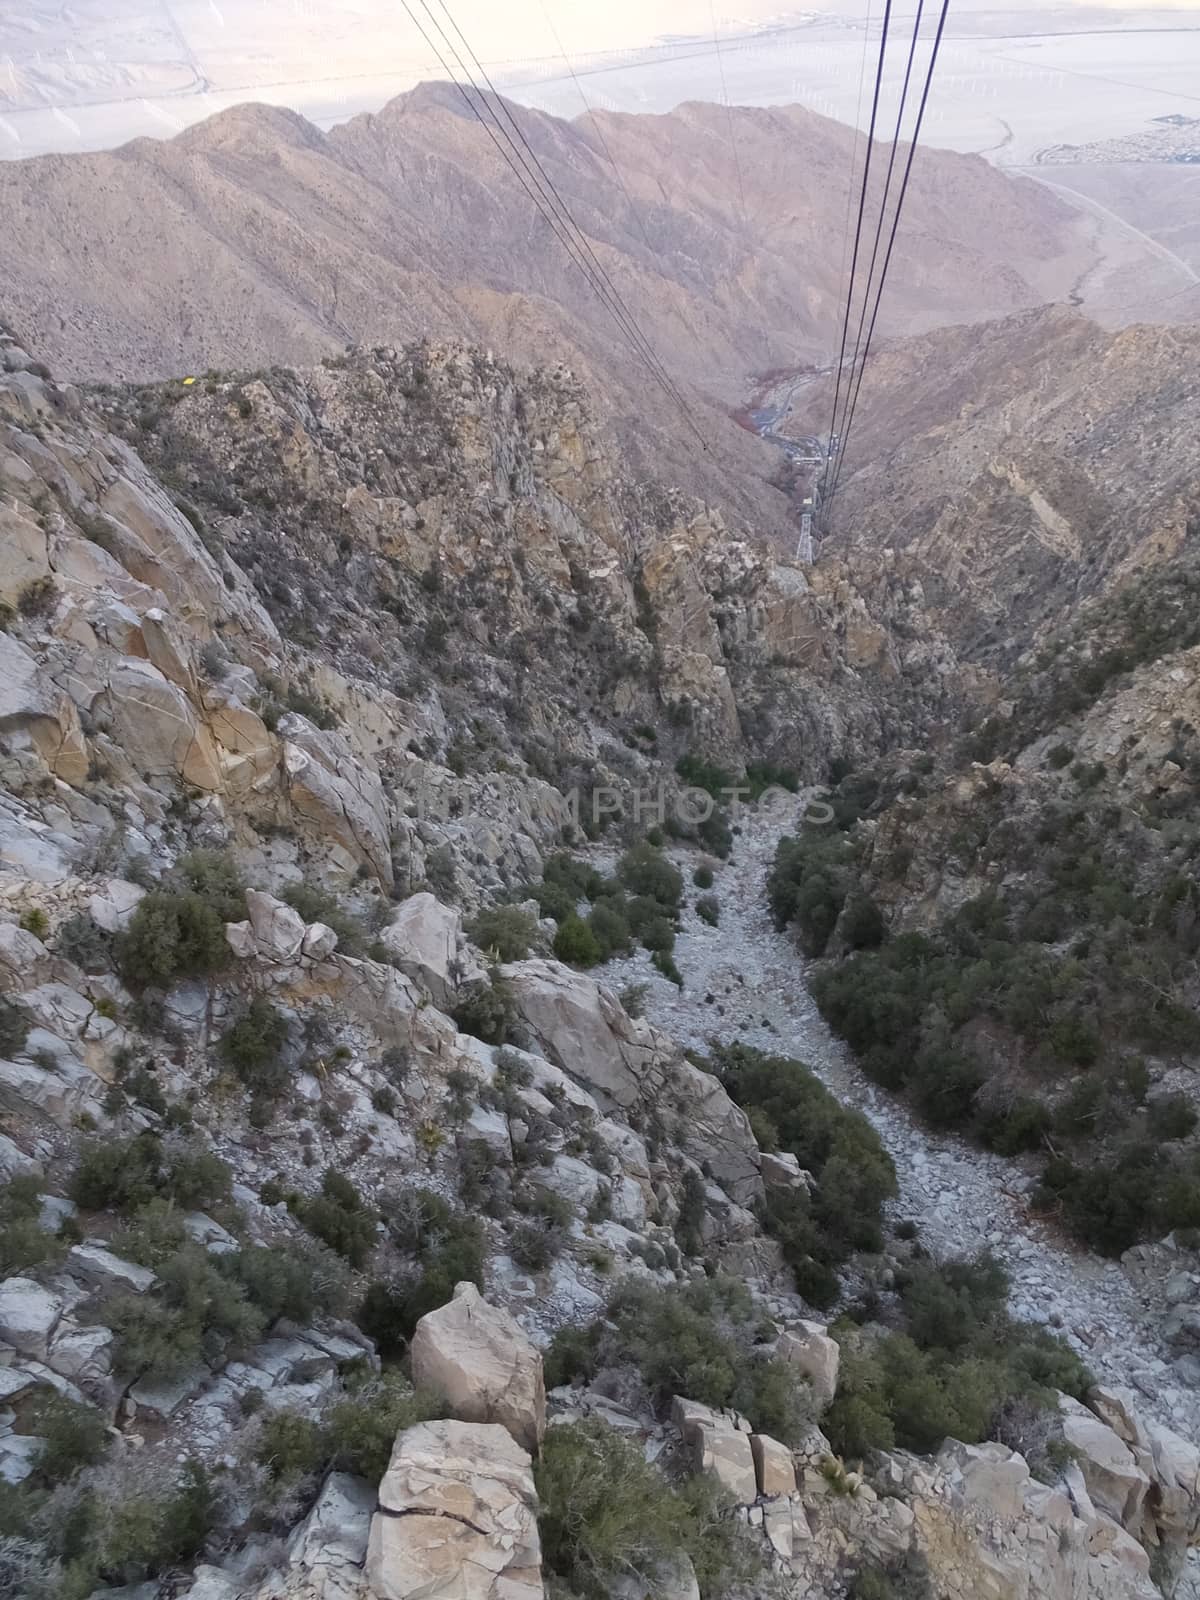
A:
0;310;1199;1600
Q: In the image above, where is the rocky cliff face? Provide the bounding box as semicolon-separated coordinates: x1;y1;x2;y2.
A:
0;85;1099;537
2;317;1198;1600
800;307;1200;672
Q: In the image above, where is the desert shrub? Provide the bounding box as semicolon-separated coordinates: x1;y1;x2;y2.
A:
619;981;649;1019
281;881;367;956
453;971;515;1045
537;1419;754;1600
117;891;230;987
296;1169;376;1269
510;1219;564;1271
29;1395;108;1485
0;1176;63;1277
693;864;715;889
618;841;683;915
71;1133;229;1216
553;914;602;967
174;850;247;920
220;997;289;1097
0;1000;30;1058
552;1278;809;1444
587;896;634;959
695;894;720;927
713;1044;895;1261
469;906;538;963
17;576;56;618
108;1244;264;1378
45;1458;216;1590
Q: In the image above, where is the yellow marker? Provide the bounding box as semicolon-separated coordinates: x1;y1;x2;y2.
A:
182;376;196;386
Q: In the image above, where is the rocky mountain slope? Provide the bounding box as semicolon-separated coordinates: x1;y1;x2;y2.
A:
4;320;1200;1600
795;307;1200;667
0;84;1096;533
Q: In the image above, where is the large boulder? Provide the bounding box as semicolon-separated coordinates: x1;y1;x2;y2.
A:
380;892;485;1006
366;1419;543;1600
0;1277;64;1360
410;1282;545;1453
777;1322;840;1411
671;1396;757;1505
1059;1398;1151;1533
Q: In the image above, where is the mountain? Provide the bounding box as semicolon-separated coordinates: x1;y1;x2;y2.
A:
0;85;1094;533
789;306;1200;664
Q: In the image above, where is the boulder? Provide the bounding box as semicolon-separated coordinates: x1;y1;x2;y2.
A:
367;1419;542;1600
0;1277;64;1360
46;1321;114;1384
1059;1400;1151;1532
67;1242;157;1295
410;1281;545;1452
288;1470;376;1570
751;1433;797;1499
381;892;484;1006
671;1396;757;1504
777;1322;840;1410
245;890;307;962
100;657;221;790
937;1440;1030;1521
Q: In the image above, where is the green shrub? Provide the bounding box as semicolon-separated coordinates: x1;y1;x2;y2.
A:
713;1044;895;1262
30;1394;109;1485
297;1168;377;1268
469;905;539;962
553;914;602;967
587;897;634;959
842;893;885;950
220;997;289;1096
281;881;367;956
696;894;720;927
117;891;231;987
693;864;715;890
325;1373;445;1482
453;971;515;1045
824;1254;1090;1461
618;842;682;915
0;999;30;1057
71;1133;230;1215
559;1278;809;1443
0;1176;63;1276
257;1410;325;1482
536;1419;754;1600
108;1241;266;1379
652;949;683;987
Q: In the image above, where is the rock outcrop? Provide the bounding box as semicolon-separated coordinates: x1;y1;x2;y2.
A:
366;1420;543;1600
410;1282;546;1454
